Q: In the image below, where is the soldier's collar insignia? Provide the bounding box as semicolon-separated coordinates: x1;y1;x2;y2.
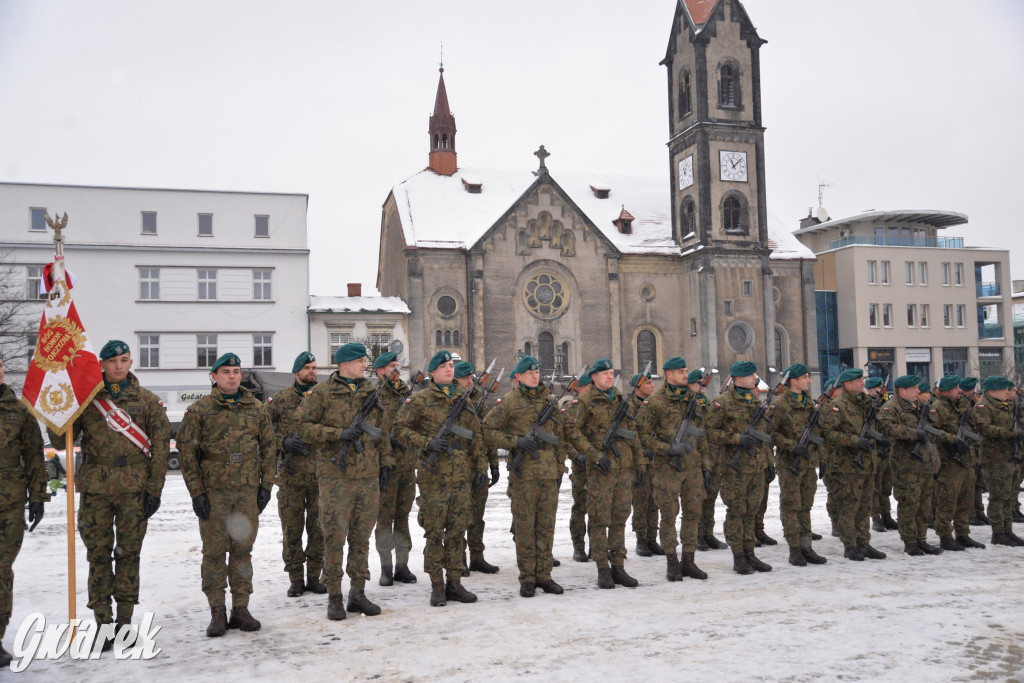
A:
105;379;126;396
295;381;316;394
520;385;538;397
339;376;359;392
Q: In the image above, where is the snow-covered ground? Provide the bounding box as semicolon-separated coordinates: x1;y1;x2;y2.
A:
13;469;1024;681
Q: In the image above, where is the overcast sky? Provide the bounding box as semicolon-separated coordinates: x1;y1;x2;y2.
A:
2;0;1022;294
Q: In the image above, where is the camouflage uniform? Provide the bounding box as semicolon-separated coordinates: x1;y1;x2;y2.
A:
0;383;49;640
565;388;644;571
769;390;821;548
971;392;1019;540
50;372;170;623
629;394;659;551
178;387;277;608
819;389;877;551
872;395;895;524
560;394;590;556
696;393;724;544
931;394;973;541
393;383;487;584
374;378;416;570
298;373;392;596
464;386;497;569
877;395;934;547
483;384;566;587
267;383;323;586
753;440;775;541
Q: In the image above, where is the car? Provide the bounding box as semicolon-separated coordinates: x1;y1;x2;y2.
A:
167;439;180;471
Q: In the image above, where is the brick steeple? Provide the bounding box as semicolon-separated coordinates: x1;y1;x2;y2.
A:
427;67;457;176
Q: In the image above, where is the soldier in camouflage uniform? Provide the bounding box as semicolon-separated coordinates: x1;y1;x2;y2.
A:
267;351;325;597
752;380;778;548
696;376;728;552
455;361;500;576
483;355;566;597
0;355;48;666
48;340;170;647
971;375;1024;546
867;378;898;533
178;352;277;637
372;351;419;586
640;360;713;581
394;350;489;606
565;359;645;589
567;373;593;562
705;361;774;575
960;377;990;526
768;363;827;567
630;373;662;557
298;342;393;620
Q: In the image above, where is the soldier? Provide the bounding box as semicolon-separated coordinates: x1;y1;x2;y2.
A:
48;340;169;648
971;375;1024;546
819;368;886;561
297;342;392;620
178;352;277;636
769;363;827;567
393;350;489;606
455;360;500;576
565;359;644;589
0;355;48;666
567;372;593;562
867;377;898;533
640;359;712;581
696;374;728;552
483;355;565;597
372;351;419;586
630;371;662;557
752;378;778;548
820;378;842;537
705;361;773;574
960;377;990;526
267;351;326;597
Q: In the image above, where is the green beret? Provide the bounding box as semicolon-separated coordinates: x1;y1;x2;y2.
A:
291;351;316;374
663;357;687;371
837;368;864;384
211;352;241;372
512;355;540;377
334;342;368;364
982;375;1014;391
937;375;961;392
687;368;704;384
729;360;757;378
454;361;475;379
894;374;921;389
918;382;932;394
99;339;130;360
588;359;613;376
577;373;592;387
372;351;397;370
959;377;978;392
428;350;453;372
864;377;883;389
784;363;808;380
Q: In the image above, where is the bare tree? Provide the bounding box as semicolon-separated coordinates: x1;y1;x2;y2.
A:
0;250;43;392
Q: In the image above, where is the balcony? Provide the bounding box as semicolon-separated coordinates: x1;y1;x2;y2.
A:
978;324;1004;339
975;282;1001;297
828;235;965;250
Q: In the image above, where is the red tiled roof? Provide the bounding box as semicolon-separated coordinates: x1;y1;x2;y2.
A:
617;206;635;221
682;0;718;27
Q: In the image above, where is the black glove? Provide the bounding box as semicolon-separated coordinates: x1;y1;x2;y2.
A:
739;432;758;449
818;462;827;480
915;429;929;445
423;451;439;475
516;436;539;455
27;502;44;532
574;452;587;468
427;436;450;453
489;463;500;488
634;469;646;488
702;469;714;492
192;494;210;521
974;464;982;477
473;471;488;492
667;441;692;458
668;455;683;473
390;436;404;451
557;474;563;489
953;437;971;457
793;443;811;460
876;438;892;451
765;465;776;484
282;434;310;456
379;466;391;490
858;437;874;452
256;487;272;514
594;455;611;475
144;494;160;519
341;425;364;443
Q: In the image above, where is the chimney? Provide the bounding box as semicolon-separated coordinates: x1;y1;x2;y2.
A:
347;283;362;297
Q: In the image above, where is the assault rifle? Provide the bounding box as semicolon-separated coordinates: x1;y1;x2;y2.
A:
666;368;715;472
330;367;400;474
422;359;496;474
726;368;787;474
599;361;652;461
474;367;504;416
789;387;829;475
853;376;889;470
412;358;429;389
952;402;981;467
1013;375;1023;465
509;368;569;477
907;394;941;465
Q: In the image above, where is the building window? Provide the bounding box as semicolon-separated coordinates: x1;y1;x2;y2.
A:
198;269;217;300
142;211;157;235
435;330;442;346
254;215;269;238
330;332;350;359
869;303;878;327
725;321;754;353
523;272;570;319
437;295;457;317
253;269;272;300
880;261;890;285
941;262;950;285
882;303;892;327
742;280;754;297
774;327;787;369
954;263;963;286
943;304;952;327
867;261;877;284
690;318;698;337
907;304;916;327
452;330;460;346
723;300;734;316
198;213;213;236
444;330;451;345
539;331;556;375
956;304;965;327
920;304;930;328
368;332;391;357
139;268;160;300
138;334;159;368
942;347;967;377
905;261;914;285
719;64;739;108
678;70;692;117
723;196;742;232
523;342;532;358
253;333;272;367
918;262;928;285
30;208;46;231
197;334;217;368
25;266;46;299
636;329;657;374
681;198;696;236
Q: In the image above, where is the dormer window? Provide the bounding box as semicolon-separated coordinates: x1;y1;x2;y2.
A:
590;185;610;199
613;206;635;234
461;178;482;194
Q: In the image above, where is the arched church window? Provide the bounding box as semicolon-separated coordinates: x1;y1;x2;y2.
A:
724;196;742;231
442;134;448;149
681;198;696;236
678;70;692;117
538;332;555;375
720;64;739;108
444;330;451;345
453;330;460;346
435;330;442;346
774;327;786;369
433;134;439;150
637;330;657;374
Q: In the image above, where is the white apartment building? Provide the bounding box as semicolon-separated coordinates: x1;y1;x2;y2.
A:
0;182;310;418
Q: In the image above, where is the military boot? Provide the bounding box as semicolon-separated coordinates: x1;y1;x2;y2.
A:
394;564;418;583
648;538;666;556
882;512;899;530
801;546;827;564
991;532;1015;546
205;607;227;637
115;616;136;648
379;566;394;586
903;542;924;556
537;579;564;594
597;567;615;589
681;552;708;580
347;590;381;616
94;620;114;653
611;565;638;587
429;581;447;607
1012;509;1024;524
744;549;772;572
956;535;986;549
227;607;262;632
788;546;807;567
665;553;683;582
871;515;886;533
306;569;327;594
519;581;536;598
327;594;347;620
445;579;478;603
859;544;887;560
918;541;943;555
696;535;710;551
0;644;11;667
939;536;965;551
573;546;590;562
970;511;990;525
732;551;754;575
831;523;841;538
287;577;306;597
755;530;778;546
705;534;728;550
635;535;653;557
1007;531;1024;546
469;556;500;574
843;546;865;561
811;532;823;541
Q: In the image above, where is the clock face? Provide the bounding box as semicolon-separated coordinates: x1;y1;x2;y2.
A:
719;151;748;182
678;155;694;190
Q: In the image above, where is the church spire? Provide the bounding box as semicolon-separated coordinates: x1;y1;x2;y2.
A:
427;65;457;176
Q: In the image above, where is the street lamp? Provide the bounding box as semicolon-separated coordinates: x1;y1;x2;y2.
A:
514;348;525;364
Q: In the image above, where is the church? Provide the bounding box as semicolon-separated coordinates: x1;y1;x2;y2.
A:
376;0;818;388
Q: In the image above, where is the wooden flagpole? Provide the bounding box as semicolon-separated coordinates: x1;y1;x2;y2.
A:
65;426;76;635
